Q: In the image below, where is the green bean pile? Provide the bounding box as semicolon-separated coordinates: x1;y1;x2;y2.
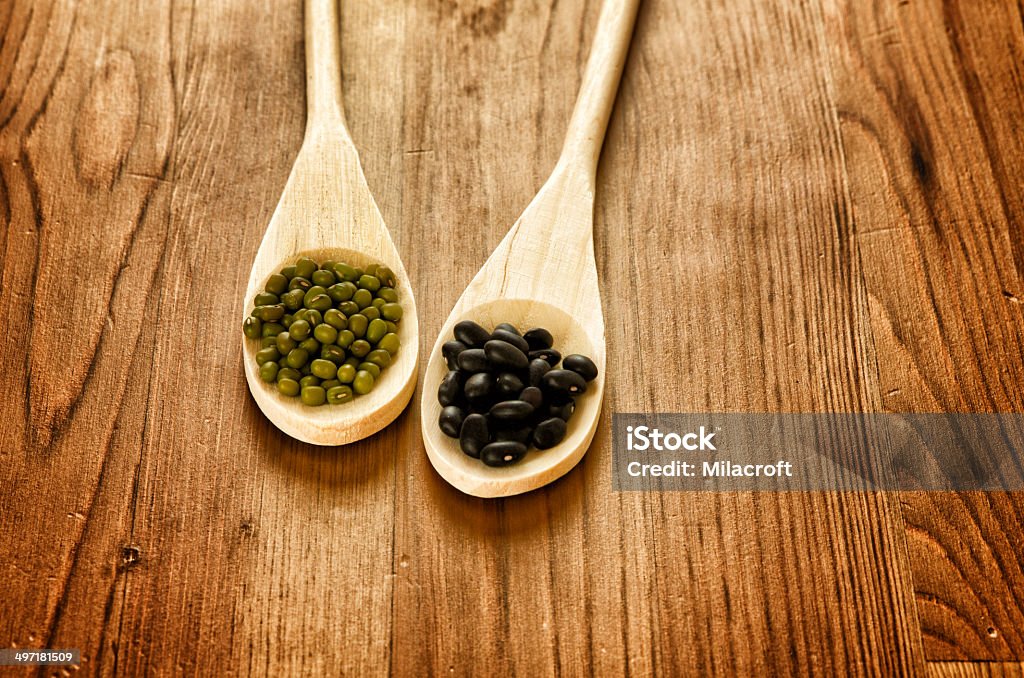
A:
243;256;402;406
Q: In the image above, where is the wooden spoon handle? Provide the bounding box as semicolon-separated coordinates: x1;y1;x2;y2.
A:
305;0;347;129
558;0;640;179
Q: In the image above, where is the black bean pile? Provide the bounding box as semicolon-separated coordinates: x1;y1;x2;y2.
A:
437;320;599;467
243;256;403;406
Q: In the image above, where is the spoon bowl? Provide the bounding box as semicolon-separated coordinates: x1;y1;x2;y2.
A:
422;299;604;497
242;0;418;445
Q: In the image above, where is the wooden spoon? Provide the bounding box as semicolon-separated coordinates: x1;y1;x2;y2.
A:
420;0;639;496
242;0;418;445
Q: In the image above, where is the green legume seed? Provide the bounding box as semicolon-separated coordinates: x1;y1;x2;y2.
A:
282;289;305;310
286;348;309;368
338;301;360;316
327;385;354;405
321;344;346;364
350;339;371;358
320;379;341;390
353;289;373;309
288;276;311;292
336;364;356;383
243;316;262;339
298;338;320;354
304;309;323;326
282;314;294;327
357;274;381;292
353;370;375;395
300;364;312;375
311;359;336;379
348;314;368;338
384;321;397;334
256;347;280;365
277;378;300;397
378;332;400;355
371;298;386;310
336;329;355;348
289;320;311;341
364;263;379;276
266;273;288;295
376;266;397;287
303;286;327;306
253;304;284;322
276;331;297;354
334;262;359;282
278;367;302;382
301;385;326;406
377;287;398;303
312;270;335;287
313;324;338;344
381;303;403;322
321;260;337;273
366;318;387;344
344;356;360;367
366;349;392;368
262;322;285;338
362;306;380;321
259;361;279;382
280;265;296;280
299;374;319;387
261;337;279;350
254;292;278;306
324;309;348;330
358;362;381;378
306;294;332;312
327;283;352;303
295;257;317;279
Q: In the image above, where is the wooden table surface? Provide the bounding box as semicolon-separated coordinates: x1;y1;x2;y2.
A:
2;0;1023;675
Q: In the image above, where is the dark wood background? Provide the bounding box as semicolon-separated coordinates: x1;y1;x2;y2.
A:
2;0;1023;675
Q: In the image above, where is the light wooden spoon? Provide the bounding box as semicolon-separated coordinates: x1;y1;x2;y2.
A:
242;0;418;445
420;0;639;497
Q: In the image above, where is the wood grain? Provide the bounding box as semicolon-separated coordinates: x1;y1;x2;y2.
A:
0;0;1021;675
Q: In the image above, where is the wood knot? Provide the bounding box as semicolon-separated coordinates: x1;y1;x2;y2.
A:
119;545;142;570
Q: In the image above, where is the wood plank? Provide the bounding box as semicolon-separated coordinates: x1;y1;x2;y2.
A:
821;0;1024;660
392;0;924;674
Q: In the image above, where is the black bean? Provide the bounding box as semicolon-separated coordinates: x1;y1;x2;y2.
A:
464;372;493;402
495;426;533;444
495;372;525;397
528;358;551;387
489;400;534;421
529;348;561;365
439;406;465;438
442;340;467;370
519;386;543;409
490;329;529;353
484;339;528;370
459;413;489;458
481;441;528;467
542;369;587;396
454;320;490;347
438;370;463;407
457;348;491;372
533;417;567;449
494;323;520;335
549;399;575;421
563;354;599;382
523;327;553;351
